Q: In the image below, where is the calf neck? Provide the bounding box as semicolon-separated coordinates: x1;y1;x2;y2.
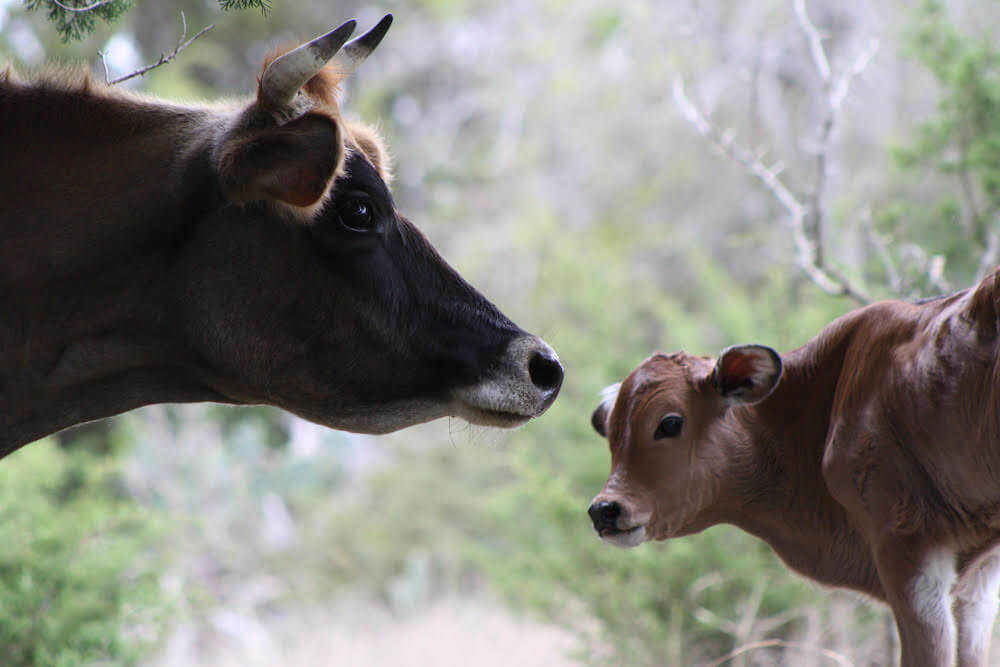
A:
590;269;1000;667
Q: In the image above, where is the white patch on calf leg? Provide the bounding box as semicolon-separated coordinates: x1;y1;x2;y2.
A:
908;548;958;664
954;554;1000;667
599;383;620;411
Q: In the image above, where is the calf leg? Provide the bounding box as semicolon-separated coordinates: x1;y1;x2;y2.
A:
876;543;957;667
954;553;1000;667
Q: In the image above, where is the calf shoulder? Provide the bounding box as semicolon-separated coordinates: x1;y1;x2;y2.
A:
821;292;1000;551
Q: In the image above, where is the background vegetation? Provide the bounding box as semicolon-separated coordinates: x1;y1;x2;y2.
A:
2;0;999;664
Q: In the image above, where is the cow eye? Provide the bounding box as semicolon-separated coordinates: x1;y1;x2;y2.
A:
337;196;376;232
654;414;683;440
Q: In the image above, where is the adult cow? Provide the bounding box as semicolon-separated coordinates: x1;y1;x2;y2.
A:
588;269;1000;667
0;16;563;459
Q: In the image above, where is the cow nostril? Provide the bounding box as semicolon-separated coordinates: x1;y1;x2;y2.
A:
588;500;621;530
529;351;564;392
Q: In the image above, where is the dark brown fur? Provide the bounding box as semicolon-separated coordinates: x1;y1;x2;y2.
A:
0;37;562;457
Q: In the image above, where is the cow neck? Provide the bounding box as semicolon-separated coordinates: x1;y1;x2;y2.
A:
0;79;228;457
711;321;884;596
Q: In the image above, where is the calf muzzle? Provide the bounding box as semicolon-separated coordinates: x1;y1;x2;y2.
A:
588;500;622;534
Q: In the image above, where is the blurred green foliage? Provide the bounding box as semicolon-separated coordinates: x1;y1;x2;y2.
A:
0;440;167;665
884;0;1000;284
23;0;269;42
24;0;133;42
4;0;1000;664
217;0;270;13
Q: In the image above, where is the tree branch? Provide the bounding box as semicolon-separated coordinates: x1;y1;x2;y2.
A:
793;0;830;82
830;38;879;111
672;76;872;303
796;0;879;273
707;639;853;667
51;0;115;12
861;208;903;294
671;0;883;304
977;217;1000;278
99;11;214;86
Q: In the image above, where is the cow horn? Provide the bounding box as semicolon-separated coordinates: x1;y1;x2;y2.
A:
330;14;393;78
260;19;357;109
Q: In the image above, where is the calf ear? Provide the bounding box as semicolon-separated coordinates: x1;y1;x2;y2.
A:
218;113;343;208
965;268;1000;340
711;345;781;404
591;383;621;437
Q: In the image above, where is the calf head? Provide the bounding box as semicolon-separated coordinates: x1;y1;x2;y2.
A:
175;17;562;433
588;345;780;546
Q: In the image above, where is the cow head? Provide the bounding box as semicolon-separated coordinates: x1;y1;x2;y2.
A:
175;17;562;433
588;346;780;546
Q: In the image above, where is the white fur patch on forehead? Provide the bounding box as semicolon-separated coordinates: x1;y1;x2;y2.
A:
591;382;621;437
600;383;622;411
346;120;392;183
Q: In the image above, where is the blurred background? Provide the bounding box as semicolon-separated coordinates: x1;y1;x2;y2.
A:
3;0;1000;664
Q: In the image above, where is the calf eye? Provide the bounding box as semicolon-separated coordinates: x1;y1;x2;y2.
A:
654;414;683;439
338;196;376;232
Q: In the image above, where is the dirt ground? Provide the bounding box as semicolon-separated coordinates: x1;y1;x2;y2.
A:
152;595;580;667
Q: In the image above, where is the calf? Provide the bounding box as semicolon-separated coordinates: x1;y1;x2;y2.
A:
589;269;1000;667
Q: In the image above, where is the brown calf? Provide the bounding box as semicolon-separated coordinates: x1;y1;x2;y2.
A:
0;16;563;458
590;269;1000;667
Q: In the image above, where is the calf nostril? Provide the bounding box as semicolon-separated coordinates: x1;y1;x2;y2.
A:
588;500;621;530
529;351;564;392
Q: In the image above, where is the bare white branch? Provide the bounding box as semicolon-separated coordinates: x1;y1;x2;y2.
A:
100;11;215;86
672;76;871;302
672;78;802;219
829;38;879;111
96;47;111;82
977;220;1000;279
793;0;879;287
707;638;853;667
928;254;949;293
674;0;885;303
861;208;903;294
51;0;115;13
793;0;830;82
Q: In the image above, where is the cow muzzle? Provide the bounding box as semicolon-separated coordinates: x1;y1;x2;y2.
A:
588;498;648;548
452;335;563;427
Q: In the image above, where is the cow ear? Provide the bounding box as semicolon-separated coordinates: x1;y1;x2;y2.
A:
591;383;620;438
711;345;781;404
218;113;343;208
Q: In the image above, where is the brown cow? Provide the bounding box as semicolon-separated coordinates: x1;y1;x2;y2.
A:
589;269;1000;667
0;16;562;459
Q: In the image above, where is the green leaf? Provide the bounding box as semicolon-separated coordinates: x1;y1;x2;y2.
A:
23;0;134;42
218;0;271;13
